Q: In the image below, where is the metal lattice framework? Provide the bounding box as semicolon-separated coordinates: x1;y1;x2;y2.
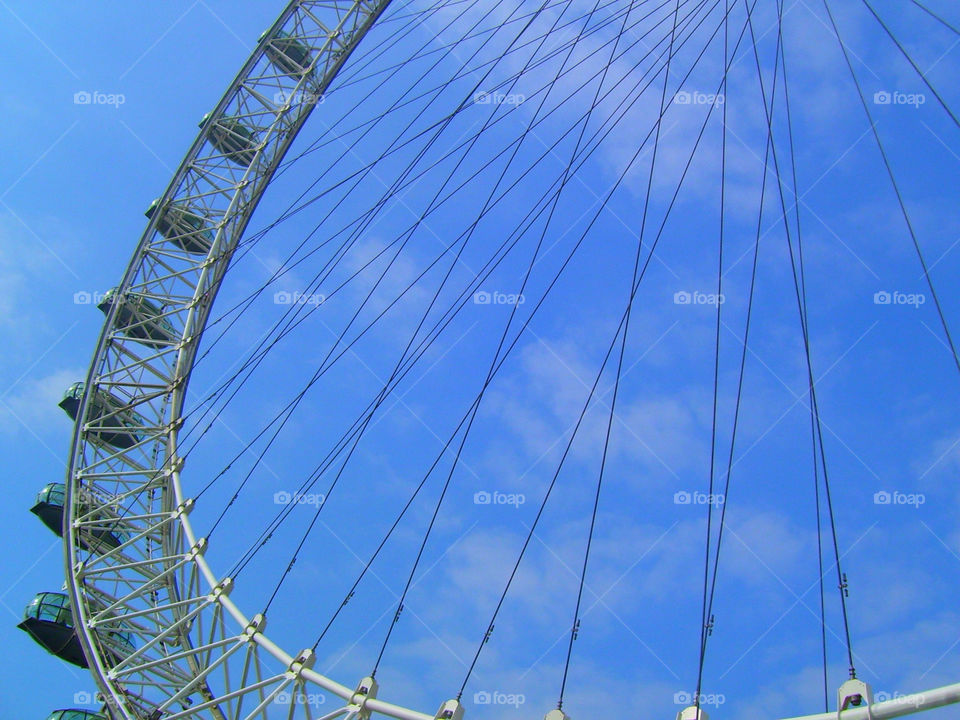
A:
55;2;960;720
59;3;455;719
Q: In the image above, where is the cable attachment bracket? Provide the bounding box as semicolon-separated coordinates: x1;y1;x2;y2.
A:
838;678;874;719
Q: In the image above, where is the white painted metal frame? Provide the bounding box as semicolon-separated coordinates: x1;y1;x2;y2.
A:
58;3;451;719
58;1;959;719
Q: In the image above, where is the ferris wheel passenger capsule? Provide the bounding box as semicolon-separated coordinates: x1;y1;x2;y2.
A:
59;382;144;450
19;590;136;669
17;592;88;666
30;482;127;550
42;710;108;720
97;287;176;349
259;29;315;77
199;113;259;167
17;591;136;668
145;199;214;255
30;482;68;536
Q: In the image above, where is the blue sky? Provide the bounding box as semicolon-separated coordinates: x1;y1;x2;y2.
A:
2;1;960;719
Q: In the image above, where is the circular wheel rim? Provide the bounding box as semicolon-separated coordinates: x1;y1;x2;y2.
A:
58;3;960;720
61;4;438;719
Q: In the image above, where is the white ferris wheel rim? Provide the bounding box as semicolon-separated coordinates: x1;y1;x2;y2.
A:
57;2;960;720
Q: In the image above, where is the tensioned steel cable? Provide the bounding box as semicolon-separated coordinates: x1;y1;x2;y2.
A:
188;0;704;462
229;0;719;596
180;0;708;516
260;0;575;616
557;0;682;707
176;0;681;458
776;2;831;704
250;2;566;604
695;0;790;701
291;0;744;661
695;0;729;706
224;0;726;588
909;0;960;34
221;0;720;552
192;0;723;590
458;0;757;700
195;0;554;537
186;0;680;385
457;0;649;697
822;0;960;380
80;0;720;584
862;0;960;130
752;0;857;678
361;0;641;672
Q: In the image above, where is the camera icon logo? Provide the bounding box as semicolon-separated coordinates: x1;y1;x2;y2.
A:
873;491;891;505
674;291;691;305
473;691;492;705
74;290;93;305
73;691;94;705
874;91;892;105
674;691;692;705
674;491;692;505
474;491;492;505
874;291;891;305
473;291;491;305
274;291;292;305
674;91;692;105
274;490;292;505
74;91;92;105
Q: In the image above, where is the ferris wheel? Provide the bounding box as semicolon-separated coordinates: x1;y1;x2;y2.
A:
16;1;960;720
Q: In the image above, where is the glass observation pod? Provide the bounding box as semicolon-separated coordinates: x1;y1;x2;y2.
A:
44;710;108;720
30;482;127;551
145;198;214;255
96;287;176;349
17;591;135;669
59;382;144;450
199;112;258;167
259;29;314;77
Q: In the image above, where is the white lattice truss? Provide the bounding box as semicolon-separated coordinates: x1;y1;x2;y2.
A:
61;3;445;720
60;2;960;720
